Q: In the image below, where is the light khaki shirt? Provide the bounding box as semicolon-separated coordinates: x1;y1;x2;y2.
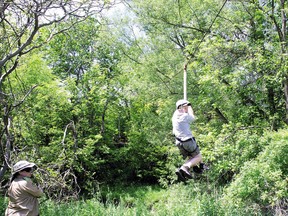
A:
5;176;43;216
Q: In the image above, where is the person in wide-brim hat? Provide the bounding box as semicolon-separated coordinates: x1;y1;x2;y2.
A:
5;160;44;216
11;160;37;180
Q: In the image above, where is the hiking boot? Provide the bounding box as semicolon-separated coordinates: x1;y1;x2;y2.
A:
175;168;186;182
200;163;209;171
192;165;203;174
180;166;193;179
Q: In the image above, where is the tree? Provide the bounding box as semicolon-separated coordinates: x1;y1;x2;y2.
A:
268;0;288;123
129;0;287;128
118;0;288;188
0;0;112;181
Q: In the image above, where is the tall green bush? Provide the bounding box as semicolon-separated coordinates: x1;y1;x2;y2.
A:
222;129;288;213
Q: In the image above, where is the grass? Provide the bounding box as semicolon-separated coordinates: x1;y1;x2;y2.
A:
37;181;266;216
0;181;269;216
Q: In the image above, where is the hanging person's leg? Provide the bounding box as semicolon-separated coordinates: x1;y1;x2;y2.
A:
175;141;189;181
183;153;202;168
180;153;202;178
185;137;209;174
177;139;201;178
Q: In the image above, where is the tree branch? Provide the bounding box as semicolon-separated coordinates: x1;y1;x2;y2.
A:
12;85;38;108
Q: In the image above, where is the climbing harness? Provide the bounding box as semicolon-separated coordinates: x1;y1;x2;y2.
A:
175;136;198;154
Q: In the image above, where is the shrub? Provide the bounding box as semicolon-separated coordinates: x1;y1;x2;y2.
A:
0;196;7;214
222;129;288;213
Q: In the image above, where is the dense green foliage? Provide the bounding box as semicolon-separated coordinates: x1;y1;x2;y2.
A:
223;129;288;208
0;0;287;215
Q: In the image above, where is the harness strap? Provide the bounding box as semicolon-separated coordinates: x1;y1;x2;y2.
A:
175;137;198;153
175;137;193;142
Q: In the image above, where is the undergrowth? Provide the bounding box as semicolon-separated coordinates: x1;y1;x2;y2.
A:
1;129;287;216
36;182;266;216
0;176;279;216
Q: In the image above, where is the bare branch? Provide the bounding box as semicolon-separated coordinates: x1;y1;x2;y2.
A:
61;121;78;150
61;121;73;146
12;85;38;108
0;0;110;71
0;55;20;84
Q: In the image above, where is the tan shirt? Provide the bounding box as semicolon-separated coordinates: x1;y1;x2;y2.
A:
5;176;44;216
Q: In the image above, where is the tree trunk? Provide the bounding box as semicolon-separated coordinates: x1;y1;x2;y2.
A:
0;106;13;181
272;0;288;124
280;0;288;124
284;78;288;124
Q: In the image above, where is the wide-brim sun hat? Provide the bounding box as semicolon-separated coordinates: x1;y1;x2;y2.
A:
176;99;190;109
12;160;37;174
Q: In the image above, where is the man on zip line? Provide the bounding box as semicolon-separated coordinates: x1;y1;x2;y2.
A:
172;99;208;181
